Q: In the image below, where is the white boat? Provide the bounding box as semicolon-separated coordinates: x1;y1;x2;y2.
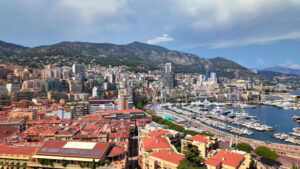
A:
240;103;256;109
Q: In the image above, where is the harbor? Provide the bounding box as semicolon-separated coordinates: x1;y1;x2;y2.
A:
154;102;300;145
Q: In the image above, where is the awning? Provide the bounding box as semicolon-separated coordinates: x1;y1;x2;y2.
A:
32;155;100;162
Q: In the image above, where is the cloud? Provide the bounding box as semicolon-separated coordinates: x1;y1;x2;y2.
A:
289;64;300;69
175;0;300;30
1;0;300;49
280;59;300;69
147;34;174;44
59;0;131;22
203;31;300;48
256;58;264;65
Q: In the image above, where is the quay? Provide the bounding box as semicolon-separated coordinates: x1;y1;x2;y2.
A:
149;107;300;157
191;118;300;157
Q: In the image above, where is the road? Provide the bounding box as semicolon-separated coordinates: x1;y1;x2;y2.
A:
128;136;139;169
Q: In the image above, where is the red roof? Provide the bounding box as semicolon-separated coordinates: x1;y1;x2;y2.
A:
49;120;61;124
102;109;143;114
142;137;171;149
27;120;44;125
109;130;130;139
108;145;125;157
36;140;111;159
187;134;210;143
40;129;57;135
150;150;184;165
0;144;37;156
84;125;100;131
205;150;245;168
146;129;169;137
57;130;72;135
0;125;18;140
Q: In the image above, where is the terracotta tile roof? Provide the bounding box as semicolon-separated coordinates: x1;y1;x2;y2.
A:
0;116;24;123
146;129;169;137
109;131;130;139
23;125;59;136
187;134;210;143
116;141;128;150
150;150;184;165
108;145;125;157
27;120;44;125
40;129;57;135
0;144;37;156
205;158;221;167
73;130;98;139
0;125;18;140
69;125;80;130
61;118;71;124
84;125;100;131
56;130;72;135
142;137;171;149
49;120;61;124
205;150;245;168
0;111;8;115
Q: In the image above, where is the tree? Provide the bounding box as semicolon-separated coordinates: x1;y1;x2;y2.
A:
255;146;279;160
90;159;96;169
61;160;68;167
105;159;110;165
235;143;253;153
177;142;206;169
293;163;299;169
137;101;143;109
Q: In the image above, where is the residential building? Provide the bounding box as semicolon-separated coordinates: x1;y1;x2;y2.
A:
181;134;217;158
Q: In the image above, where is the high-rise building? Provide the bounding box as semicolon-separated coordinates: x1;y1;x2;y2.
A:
72;64;85;74
163;63;176;89
205;70;211;81
67;79;82;93
60;79;69;92
118;95;129;110
47;79;61;92
165;63;172;73
92;86;104;99
210;72;217;82
199;74;203;84
108;74;116;83
6;84;21;94
41;67;61;79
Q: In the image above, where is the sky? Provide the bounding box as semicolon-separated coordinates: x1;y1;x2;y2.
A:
0;0;300;69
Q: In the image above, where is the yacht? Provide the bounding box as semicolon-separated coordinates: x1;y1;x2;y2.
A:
293;127;300;132
211;106;231;115
292;115;300;121
240;103;256;109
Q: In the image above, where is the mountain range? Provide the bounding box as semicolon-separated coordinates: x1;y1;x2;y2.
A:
0;40;283;80
262;66;300;76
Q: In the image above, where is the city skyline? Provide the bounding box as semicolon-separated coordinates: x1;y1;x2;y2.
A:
1;1;300;168
1;0;300;69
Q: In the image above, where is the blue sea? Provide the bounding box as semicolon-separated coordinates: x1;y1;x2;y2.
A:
206;105;300;144
243;105;300;144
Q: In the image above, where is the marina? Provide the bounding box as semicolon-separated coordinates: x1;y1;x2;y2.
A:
155;102;300;145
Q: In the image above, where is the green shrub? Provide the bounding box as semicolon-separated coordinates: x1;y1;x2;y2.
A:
255;146;279;160
61;160;68;167
235;143;253;153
